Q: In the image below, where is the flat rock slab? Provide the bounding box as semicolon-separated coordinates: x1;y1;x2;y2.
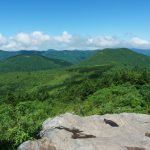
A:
18;113;150;150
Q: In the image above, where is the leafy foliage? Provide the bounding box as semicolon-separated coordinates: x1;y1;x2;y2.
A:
82;85;147;115
1;49;150;149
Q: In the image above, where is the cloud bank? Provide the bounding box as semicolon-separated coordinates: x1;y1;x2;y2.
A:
0;31;150;50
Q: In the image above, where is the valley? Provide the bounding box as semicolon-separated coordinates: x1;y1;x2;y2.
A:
0;48;150;149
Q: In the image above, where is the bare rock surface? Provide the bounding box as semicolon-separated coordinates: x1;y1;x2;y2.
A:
18;113;150;150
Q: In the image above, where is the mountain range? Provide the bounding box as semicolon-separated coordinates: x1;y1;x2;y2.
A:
131;48;150;56
0;48;150;72
0;54;71;72
80;48;150;67
0;49;96;64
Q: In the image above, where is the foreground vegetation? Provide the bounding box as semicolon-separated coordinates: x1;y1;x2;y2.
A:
0;64;150;149
1;48;150;149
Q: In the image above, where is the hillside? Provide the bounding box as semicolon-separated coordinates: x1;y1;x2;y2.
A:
0;54;72;72
0;50;18;60
0;50;45;61
1;64;150;149
1;48;150;149
0;49;96;64
42;49;97;64
132;48;150;56
80;48;150;67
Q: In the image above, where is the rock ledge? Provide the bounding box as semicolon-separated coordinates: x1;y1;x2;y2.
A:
18;113;150;150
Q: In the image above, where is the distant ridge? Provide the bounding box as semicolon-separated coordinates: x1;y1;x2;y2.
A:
0;54;72;72
0;50;18;60
42;49;97;64
132;48;150;56
79;48;150;67
0;49;96;64
1;48;150;67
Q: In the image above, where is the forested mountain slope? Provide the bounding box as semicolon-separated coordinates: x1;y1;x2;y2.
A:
80;48;150;67
0;54;72;72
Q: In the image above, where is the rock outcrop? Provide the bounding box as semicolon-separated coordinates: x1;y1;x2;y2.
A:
18;113;150;150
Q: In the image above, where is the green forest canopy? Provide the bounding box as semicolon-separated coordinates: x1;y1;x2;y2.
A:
0;48;150;149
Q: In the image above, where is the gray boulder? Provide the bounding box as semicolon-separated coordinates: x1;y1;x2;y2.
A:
18;113;150;150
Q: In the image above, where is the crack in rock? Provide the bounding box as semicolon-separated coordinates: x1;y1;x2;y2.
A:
55;126;96;139
126;147;145;150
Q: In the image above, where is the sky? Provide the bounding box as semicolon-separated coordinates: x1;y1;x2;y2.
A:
0;0;150;50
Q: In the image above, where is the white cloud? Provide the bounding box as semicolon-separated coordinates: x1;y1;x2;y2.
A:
54;31;72;43
15;32;31;45
129;37;150;48
0;34;7;45
0;31;150;50
31;31;50;45
87;36;120;48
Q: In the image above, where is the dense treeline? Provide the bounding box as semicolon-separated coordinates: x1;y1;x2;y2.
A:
0;65;150;149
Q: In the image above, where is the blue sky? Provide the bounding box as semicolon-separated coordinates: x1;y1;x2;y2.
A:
0;0;150;50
